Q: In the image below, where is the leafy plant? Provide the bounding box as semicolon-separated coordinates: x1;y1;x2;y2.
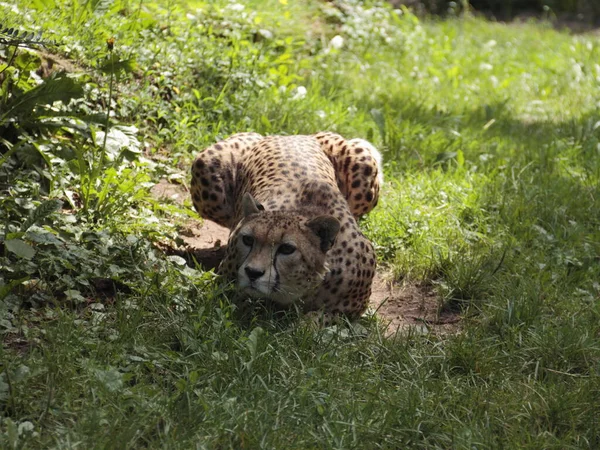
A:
0;21;86;167
0;23;55;47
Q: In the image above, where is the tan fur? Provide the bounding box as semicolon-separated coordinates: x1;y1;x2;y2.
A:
190;133;382;319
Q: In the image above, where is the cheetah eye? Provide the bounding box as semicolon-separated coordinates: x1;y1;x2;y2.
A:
241;235;254;247
278;243;296;255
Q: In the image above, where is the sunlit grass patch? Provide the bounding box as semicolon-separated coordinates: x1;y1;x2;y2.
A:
1;0;599;447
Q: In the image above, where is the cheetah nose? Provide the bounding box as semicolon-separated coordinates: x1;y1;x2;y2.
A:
245;267;265;282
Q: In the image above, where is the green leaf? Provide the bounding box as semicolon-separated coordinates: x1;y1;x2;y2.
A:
1;73;84;123
14;50;41;72
5;418;18;449
64;289;86;303
31;0;56;9
0;138;17;168
98;57;137;75
456;149;465;167
17;421;35;436
434;151;458;165
94;368;123;392
246;326;264;359
21;199;62;232
94;125;141;157
260;115;272;130
13;365;31;383
167;255;187;266
26;230;63;246
5;239;36;259
370;108;386;141
0;276;30;301
0;373;9;401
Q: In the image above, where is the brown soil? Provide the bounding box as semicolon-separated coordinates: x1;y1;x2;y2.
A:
368;271;461;335
151;179;461;334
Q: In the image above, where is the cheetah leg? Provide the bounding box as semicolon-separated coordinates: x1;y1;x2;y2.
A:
190;133;263;229
314;132;383;218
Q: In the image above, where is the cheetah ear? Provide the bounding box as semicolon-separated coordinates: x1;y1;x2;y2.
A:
306;216;340;253
242;192;264;217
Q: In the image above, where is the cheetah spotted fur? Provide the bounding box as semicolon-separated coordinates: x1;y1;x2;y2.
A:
190;132;382;320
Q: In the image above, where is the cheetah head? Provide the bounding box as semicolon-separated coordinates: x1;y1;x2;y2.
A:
227;193;340;306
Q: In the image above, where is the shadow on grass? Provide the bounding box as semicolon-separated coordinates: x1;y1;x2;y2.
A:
368;97;599;311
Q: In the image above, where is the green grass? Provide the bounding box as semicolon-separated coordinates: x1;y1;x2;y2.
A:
1;0;599;448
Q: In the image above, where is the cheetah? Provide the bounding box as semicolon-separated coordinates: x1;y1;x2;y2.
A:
190;132;382;321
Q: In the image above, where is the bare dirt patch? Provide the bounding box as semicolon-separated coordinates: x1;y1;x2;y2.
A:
37;51;83;76
151;180;461;333
369;271;460;335
150;178;189;205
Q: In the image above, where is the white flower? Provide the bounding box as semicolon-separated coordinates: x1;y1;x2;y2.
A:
329;35;344;50
0;1;21;13
291;86;307;100
258;29;273;40
572;62;583;81
227;3;244;11
479;63;493;71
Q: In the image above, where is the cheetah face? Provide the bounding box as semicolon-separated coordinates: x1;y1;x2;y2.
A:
229;194;339;306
